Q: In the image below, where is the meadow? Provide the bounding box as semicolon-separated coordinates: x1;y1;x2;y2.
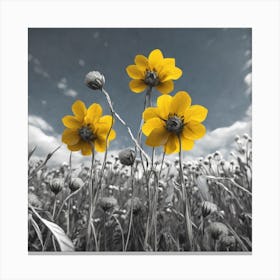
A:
28;49;252;253
28;134;252;252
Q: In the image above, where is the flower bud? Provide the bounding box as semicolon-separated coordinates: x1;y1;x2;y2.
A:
201;201;217;218
69;177;84;192
208;222;229;240
85;71;105;90
99;196;117;212
49;178;63;195
118;148;136;166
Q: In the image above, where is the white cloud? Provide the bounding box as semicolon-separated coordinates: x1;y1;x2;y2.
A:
244;72;252;96
28;115;54;133
78;59;85;67
182;115;251;161
64;89;78;98
29;53;50;79
57;77;78;98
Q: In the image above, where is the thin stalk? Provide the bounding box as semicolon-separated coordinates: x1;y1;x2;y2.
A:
103;212;107;251
66;198;71;236
178;136;193;251
86;147;95;251
125;166;135;251
101;88;151;164
159;152;166;178
52;195;57;250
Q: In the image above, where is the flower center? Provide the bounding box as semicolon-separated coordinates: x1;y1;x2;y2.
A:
78;124;95;142
166;115;184;134
144;70;159;87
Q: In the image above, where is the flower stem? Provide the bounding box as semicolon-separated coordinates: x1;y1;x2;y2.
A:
101;88;151;164
125;165;135;251
178;136;193;251
86;147;95;251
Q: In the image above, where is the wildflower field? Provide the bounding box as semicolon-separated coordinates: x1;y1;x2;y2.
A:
28;49;252;252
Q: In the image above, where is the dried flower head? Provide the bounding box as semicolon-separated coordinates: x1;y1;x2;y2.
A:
208;222;229;240
118;148;136;166
49;178;63;195
69;177;84;192
85;71;105;90
126;197;143;215
99;196;118;212
201;201;218;218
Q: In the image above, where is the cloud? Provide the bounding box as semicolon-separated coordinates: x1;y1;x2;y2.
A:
28;54;50;79
57;77;78;98
78;59;85;67
180;113;251;161
28;115;54;133
244;72;252;96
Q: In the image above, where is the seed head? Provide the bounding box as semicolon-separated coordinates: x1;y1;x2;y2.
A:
118;148;136;166
208;222;229;240
85;71;105;90
69;177;84;192
49;178;63;195
126;197;143;215
99;196;118;212
201;201;217;218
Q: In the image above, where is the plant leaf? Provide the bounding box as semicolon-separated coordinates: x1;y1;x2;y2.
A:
29;204;74;251
196;175;211;201
29;215;44;249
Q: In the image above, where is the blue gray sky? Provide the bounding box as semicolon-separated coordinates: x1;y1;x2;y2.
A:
28;28;252;166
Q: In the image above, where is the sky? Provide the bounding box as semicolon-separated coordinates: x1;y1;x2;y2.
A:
28;28;252;167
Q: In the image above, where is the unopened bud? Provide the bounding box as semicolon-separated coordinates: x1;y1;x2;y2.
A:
49;178;63;195
118;148;136;166
69;177;84;192
85;71;105;90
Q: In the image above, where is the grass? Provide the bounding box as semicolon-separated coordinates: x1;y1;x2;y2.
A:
28;134;252;252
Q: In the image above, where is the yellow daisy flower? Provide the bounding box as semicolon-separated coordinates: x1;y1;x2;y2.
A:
142;91;208;154
62;100;116;155
126;49;183;95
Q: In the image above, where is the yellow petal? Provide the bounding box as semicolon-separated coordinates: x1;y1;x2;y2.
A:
184;105;208;123
98;115;114;126
142;107;159;121
72;100;87;122
129;79;147;93
157;94;172;119
126;65;144;79
94;138;106;152
142;117;164;136
164;133;179;154
183;121;206;140
81;142;92;156
62;129;80;145
162;58;175;67
67;140;82;152
156;80;174;95
170;91;192;116
181;136;194;151
135;55;149;71
85;103;102;124
145;127;169;147
96;123;116;140
160;67;182;83
148;49;164;70
62;115;82;129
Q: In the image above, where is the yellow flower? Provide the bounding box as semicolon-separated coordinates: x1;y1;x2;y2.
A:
142;91;208;154
62;100;116;155
126;49;182;95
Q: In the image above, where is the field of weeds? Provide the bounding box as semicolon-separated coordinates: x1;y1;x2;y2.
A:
28;135;252;252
